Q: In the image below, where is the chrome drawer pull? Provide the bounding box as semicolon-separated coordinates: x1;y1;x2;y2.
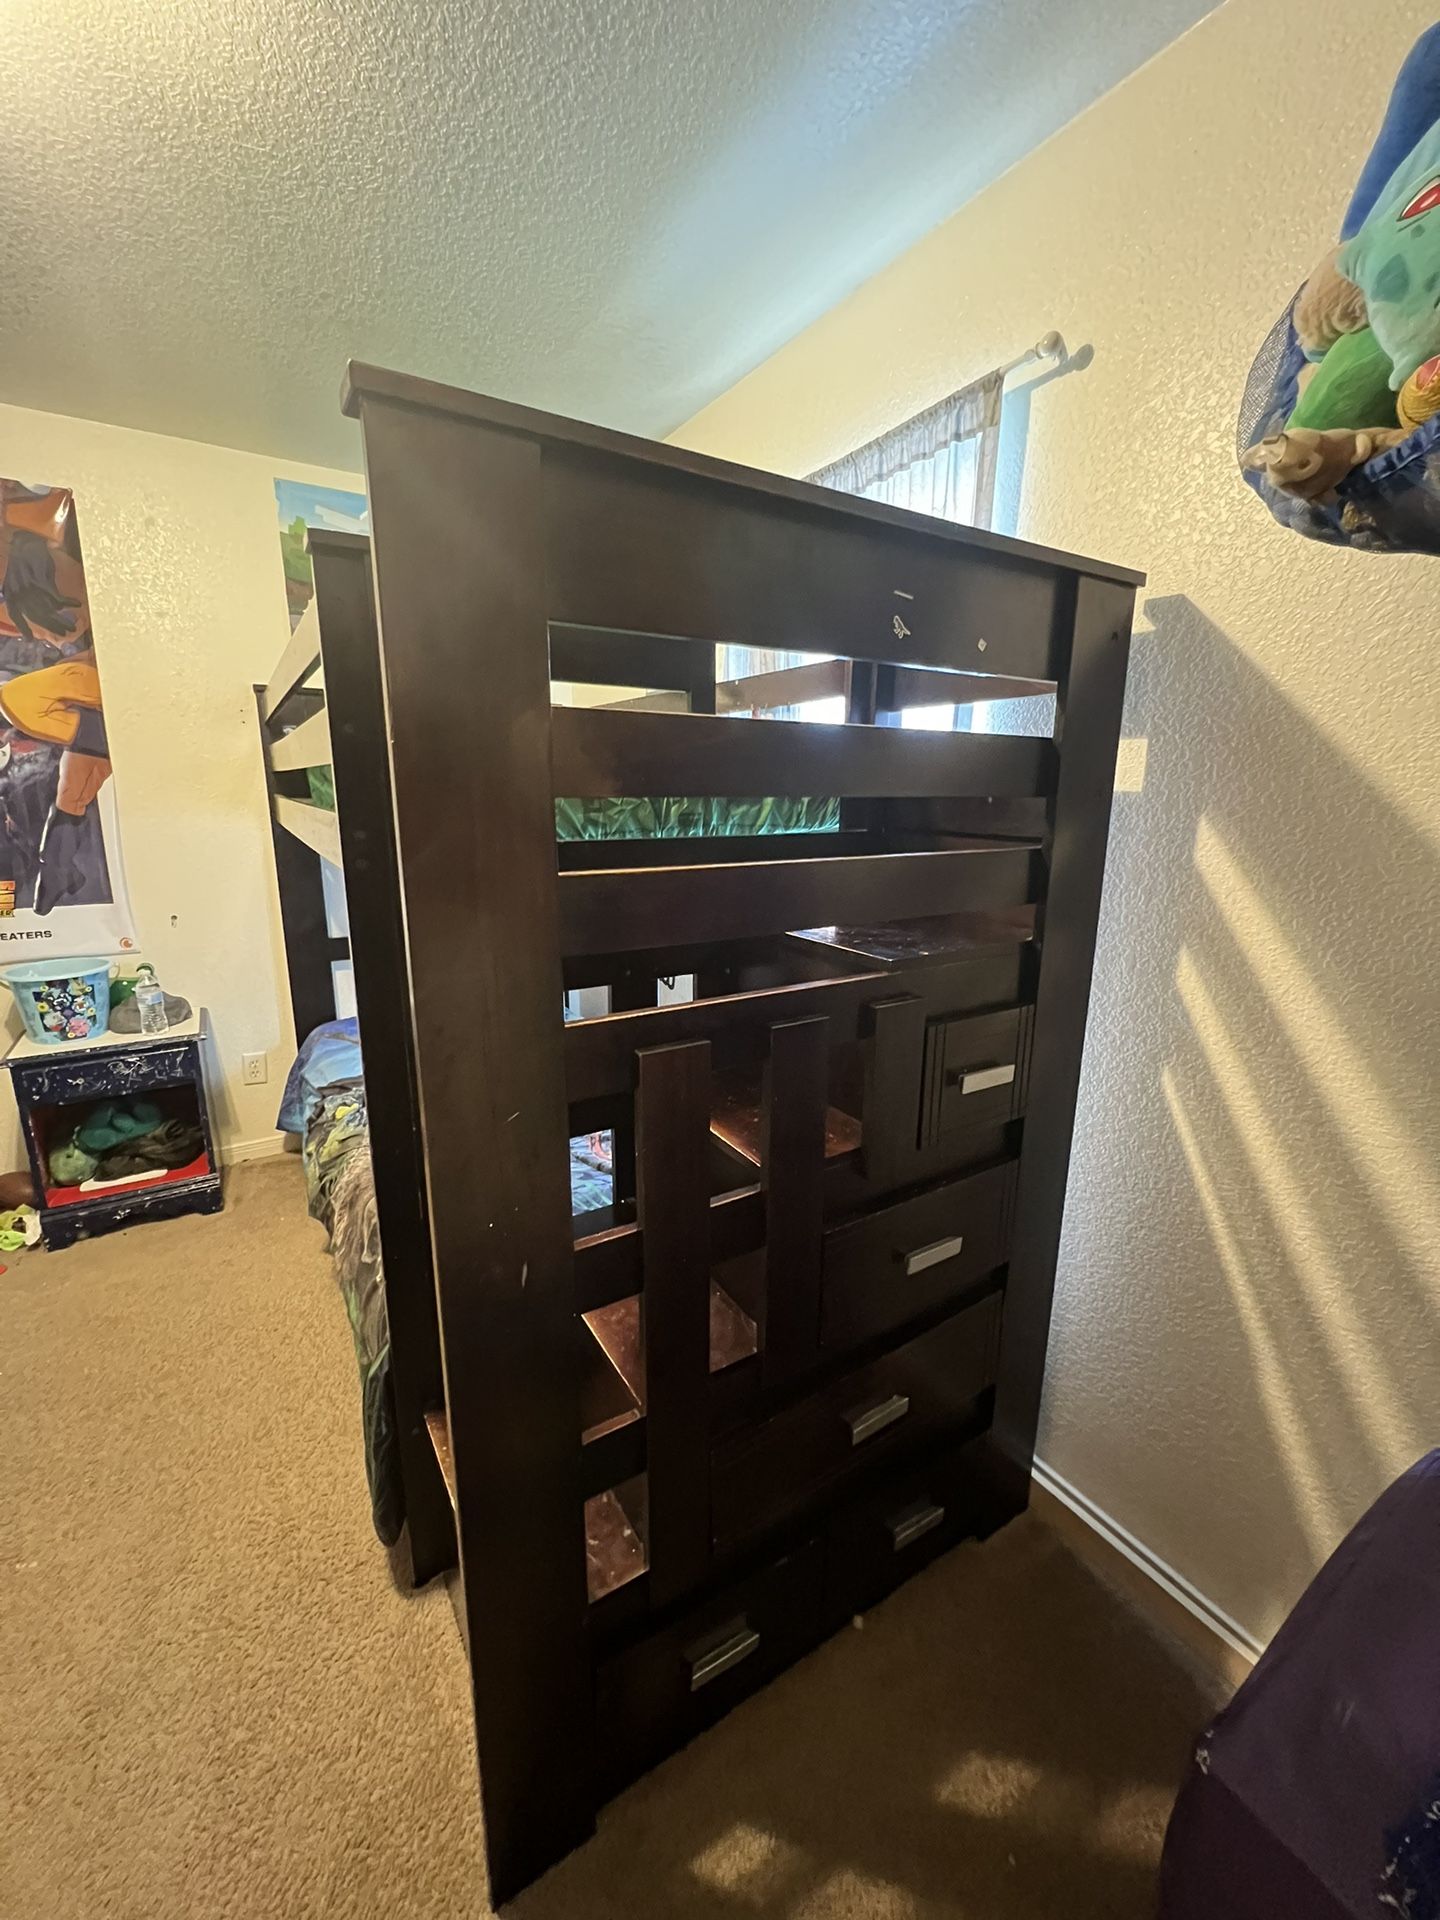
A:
902;1234;964;1278
845;1392;911;1447
888;1500;946;1553
687;1622;760;1692
959;1062;1016;1097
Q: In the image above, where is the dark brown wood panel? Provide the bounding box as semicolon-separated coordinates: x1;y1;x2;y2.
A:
594;1538;825;1797
573;1182;765;1315
254;685;339;1049
550;626;716;707
565;968;886;1106
992;574;1135;1515
559;842;1039;957
638;1041;714;1606
760;1018;829;1385
711;1292;1003;1555
861;993;927;1189
540;450;1059;682
820;1158;1018;1351
308;530;455;1587
550;706;1053;801
342;361;1146;589
352;391;593;1903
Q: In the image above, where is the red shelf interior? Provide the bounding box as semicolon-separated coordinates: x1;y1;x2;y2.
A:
31;1083;212;1211
44;1150;213;1211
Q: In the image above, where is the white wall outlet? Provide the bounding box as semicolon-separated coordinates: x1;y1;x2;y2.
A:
241;1051;269;1086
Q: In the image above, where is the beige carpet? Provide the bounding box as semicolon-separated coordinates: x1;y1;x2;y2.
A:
2;1159;1223;1919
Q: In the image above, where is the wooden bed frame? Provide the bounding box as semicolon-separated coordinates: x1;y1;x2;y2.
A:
256;362;1140;1905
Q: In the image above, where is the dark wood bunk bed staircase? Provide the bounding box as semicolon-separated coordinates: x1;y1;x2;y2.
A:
256;363;1141;1906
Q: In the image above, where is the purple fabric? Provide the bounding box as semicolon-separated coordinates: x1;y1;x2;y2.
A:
1160;1452;1440;1919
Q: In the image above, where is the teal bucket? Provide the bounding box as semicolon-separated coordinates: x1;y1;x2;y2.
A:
4;958;112;1045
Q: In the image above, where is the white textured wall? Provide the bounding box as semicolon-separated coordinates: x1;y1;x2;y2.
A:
675;0;1440;1644
0;403;361;1162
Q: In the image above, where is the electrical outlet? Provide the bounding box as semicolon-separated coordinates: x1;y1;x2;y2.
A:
242;1051;268;1086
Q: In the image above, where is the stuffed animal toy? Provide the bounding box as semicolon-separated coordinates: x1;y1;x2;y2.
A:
1243;426;1407;503
1338;121;1440;392
1243;250;1402;499
1292;246;1369;358
1242;26;1440;509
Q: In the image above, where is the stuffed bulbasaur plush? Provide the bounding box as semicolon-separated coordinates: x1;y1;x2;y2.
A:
1339;122;1440;392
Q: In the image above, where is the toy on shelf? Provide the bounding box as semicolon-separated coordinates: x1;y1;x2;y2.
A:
1239;26;1440;551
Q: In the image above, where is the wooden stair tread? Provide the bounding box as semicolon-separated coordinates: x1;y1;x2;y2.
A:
710;1065;861;1167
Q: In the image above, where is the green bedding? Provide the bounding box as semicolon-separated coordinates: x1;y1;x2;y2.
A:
304;766;838;839
553;795;839;839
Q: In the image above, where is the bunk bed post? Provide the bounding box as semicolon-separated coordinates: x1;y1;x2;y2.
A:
759;1016;828;1384
989;572;1135;1511
636;1040;713;1604
348;387;594;1900
307;529;456;1588
254;680;337;1047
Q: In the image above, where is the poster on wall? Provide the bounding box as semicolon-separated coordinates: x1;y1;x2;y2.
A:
0;480;136;959
274;478;369;630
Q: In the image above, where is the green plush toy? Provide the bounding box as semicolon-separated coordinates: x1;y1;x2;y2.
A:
1339;120;1440;390
1288;324;1398;431
76;1097;163;1155
49;1131;98;1186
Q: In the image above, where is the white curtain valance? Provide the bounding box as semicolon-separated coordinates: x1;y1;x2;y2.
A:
808;369;1003;528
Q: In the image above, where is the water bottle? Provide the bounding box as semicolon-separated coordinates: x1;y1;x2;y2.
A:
134;964;169;1036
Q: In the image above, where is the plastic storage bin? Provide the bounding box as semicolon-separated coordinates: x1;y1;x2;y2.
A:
4;959;111;1045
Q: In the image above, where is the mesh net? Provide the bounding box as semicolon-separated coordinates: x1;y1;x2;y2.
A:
1237;297;1300;459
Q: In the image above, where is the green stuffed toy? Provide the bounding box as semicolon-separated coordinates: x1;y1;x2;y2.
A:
1287;324;1397;432
49;1097;166;1186
1339;120;1440;390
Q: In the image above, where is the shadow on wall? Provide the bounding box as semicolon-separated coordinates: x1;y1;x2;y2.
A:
1051;592;1439;1639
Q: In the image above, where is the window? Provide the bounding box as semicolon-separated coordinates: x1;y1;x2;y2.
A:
810;371;1002;531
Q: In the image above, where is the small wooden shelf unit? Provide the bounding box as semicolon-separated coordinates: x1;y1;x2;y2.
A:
256;362;1140;1904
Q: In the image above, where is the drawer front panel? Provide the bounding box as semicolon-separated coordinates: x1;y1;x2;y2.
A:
821;1160;1016;1351
16;1043;196;1106
825;1438;995;1622
594;1538;824;1794
712;1293;1002;1556
920;1005;1032;1147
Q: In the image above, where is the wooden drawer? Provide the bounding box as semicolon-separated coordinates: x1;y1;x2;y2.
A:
593;1537;824;1794
825;1438;994;1623
919;1005;1032;1147
13;1042;197;1106
712;1293;1002;1556
821;1160;1016;1351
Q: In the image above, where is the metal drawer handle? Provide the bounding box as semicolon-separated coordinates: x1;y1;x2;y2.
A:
888;1500;946;1553
845;1392;911;1447
958;1063;1016;1097
902;1234;964;1278
687;1621;761;1692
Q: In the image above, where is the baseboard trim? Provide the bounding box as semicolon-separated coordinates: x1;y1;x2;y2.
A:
220;1133;289;1167
1031;1457;1264;1691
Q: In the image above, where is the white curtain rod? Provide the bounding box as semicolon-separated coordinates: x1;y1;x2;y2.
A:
1001;331;1066;380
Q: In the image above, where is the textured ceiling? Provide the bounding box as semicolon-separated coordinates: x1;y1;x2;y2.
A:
3;0;1217;467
